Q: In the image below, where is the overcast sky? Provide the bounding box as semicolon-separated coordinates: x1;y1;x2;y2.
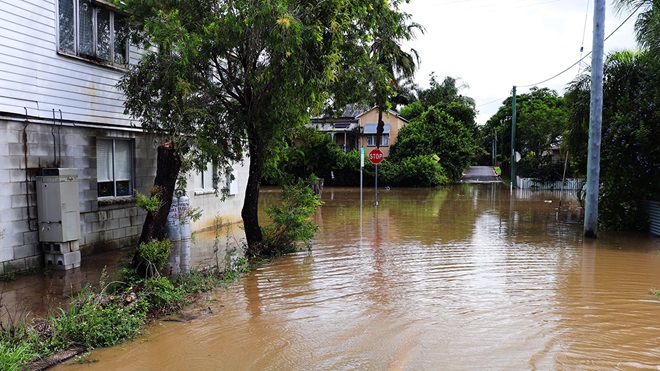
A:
400;0;642;125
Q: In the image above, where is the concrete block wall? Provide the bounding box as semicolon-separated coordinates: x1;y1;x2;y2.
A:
0;118;157;274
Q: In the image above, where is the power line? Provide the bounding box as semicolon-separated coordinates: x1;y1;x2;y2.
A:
518;1;643;88
577;0;591;75
477;96;508;108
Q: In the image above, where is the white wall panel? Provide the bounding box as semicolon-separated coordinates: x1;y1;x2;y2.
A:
0;0;137;127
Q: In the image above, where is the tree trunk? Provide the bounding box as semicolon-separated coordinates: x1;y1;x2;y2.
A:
133;142;181;270
376;109;384;149
242;142;264;256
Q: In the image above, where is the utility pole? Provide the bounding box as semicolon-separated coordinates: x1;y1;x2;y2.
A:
585;0;605;238
492;130;497;167
510;86;517;191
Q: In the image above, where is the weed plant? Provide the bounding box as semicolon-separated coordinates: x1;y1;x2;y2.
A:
0;339;37;371
0;188;255;369
50;285;147;349
0;247;250;370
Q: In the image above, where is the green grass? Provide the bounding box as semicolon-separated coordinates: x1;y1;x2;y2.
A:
0;338;37;371
0;263;248;370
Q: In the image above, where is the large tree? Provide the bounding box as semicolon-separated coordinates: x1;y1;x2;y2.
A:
480;87;568;177
389;107;478;180
402;74;477;131
565;50;660;230
394;74;480;179
119;0;417;255
368;1;423;148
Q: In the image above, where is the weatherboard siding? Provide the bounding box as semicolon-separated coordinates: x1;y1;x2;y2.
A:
0;0;141;126
0;0;251;274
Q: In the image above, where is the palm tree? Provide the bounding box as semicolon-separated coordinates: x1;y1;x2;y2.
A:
369;2;424;147
613;0;660;51
565;49;659;230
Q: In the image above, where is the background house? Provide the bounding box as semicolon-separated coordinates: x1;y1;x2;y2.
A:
0;0;247;274
309;105;409;157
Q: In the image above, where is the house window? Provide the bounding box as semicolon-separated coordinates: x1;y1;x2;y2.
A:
364;123;391;147
97;138;133;197
58;0;128;65
196;163;216;190
226;168;238;196
366;134;389;147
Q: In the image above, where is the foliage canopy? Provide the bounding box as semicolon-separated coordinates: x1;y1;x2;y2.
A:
566;50;659;230
391;106;478;180
119;0;420;251
479;87;569;181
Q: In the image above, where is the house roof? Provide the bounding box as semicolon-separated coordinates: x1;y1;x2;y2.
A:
312;104;409;123
355;107;409;123
307;122;360;133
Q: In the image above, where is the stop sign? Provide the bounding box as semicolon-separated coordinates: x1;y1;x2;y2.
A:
369;148;384;164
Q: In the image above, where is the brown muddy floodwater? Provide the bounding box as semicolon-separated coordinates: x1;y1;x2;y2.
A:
50;185;660;369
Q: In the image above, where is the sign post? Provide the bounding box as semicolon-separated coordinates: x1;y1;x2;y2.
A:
369;149;384;206
360;147;364;210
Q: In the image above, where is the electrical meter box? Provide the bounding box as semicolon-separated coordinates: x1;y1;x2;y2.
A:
35;168;81;243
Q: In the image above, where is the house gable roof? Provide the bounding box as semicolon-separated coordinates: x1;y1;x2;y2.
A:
311;104;409;123
355;107;409;123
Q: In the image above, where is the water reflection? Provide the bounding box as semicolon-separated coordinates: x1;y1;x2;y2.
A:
57;184;660;370
0;224;243;323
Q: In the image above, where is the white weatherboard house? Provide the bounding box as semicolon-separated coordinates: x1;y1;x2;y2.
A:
0;0;248;273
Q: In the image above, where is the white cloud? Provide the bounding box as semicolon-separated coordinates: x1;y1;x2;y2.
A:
400;0;641;124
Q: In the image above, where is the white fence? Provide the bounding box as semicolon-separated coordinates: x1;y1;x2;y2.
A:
643;200;660;237
517;177;585;190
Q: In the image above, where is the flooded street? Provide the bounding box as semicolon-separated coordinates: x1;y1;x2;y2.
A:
49;185;660;369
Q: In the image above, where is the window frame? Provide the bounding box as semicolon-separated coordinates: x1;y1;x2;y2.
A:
196;163;217;191
97;138;135;199
57;0;129;67
366;134;389;147
226;168;238;196
381;134;389;147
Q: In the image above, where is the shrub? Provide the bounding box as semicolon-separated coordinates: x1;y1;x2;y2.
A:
394;155;448;187
324;151;448;188
323;149;361;187
258;180;323;257
390;107;478;180
264;127;344;185
135;239;172;277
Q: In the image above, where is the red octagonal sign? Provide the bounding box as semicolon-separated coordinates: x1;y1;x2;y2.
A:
369;148;384;164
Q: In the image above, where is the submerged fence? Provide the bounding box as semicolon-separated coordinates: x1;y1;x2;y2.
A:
643;200;660;237
517;177;585;190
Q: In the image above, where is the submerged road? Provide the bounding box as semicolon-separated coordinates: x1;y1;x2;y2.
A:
61;186;660;370
460;165;502;183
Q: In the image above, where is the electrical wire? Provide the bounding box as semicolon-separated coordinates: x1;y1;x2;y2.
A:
518;1;644;88
477;96;509;108
577;0;591;75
